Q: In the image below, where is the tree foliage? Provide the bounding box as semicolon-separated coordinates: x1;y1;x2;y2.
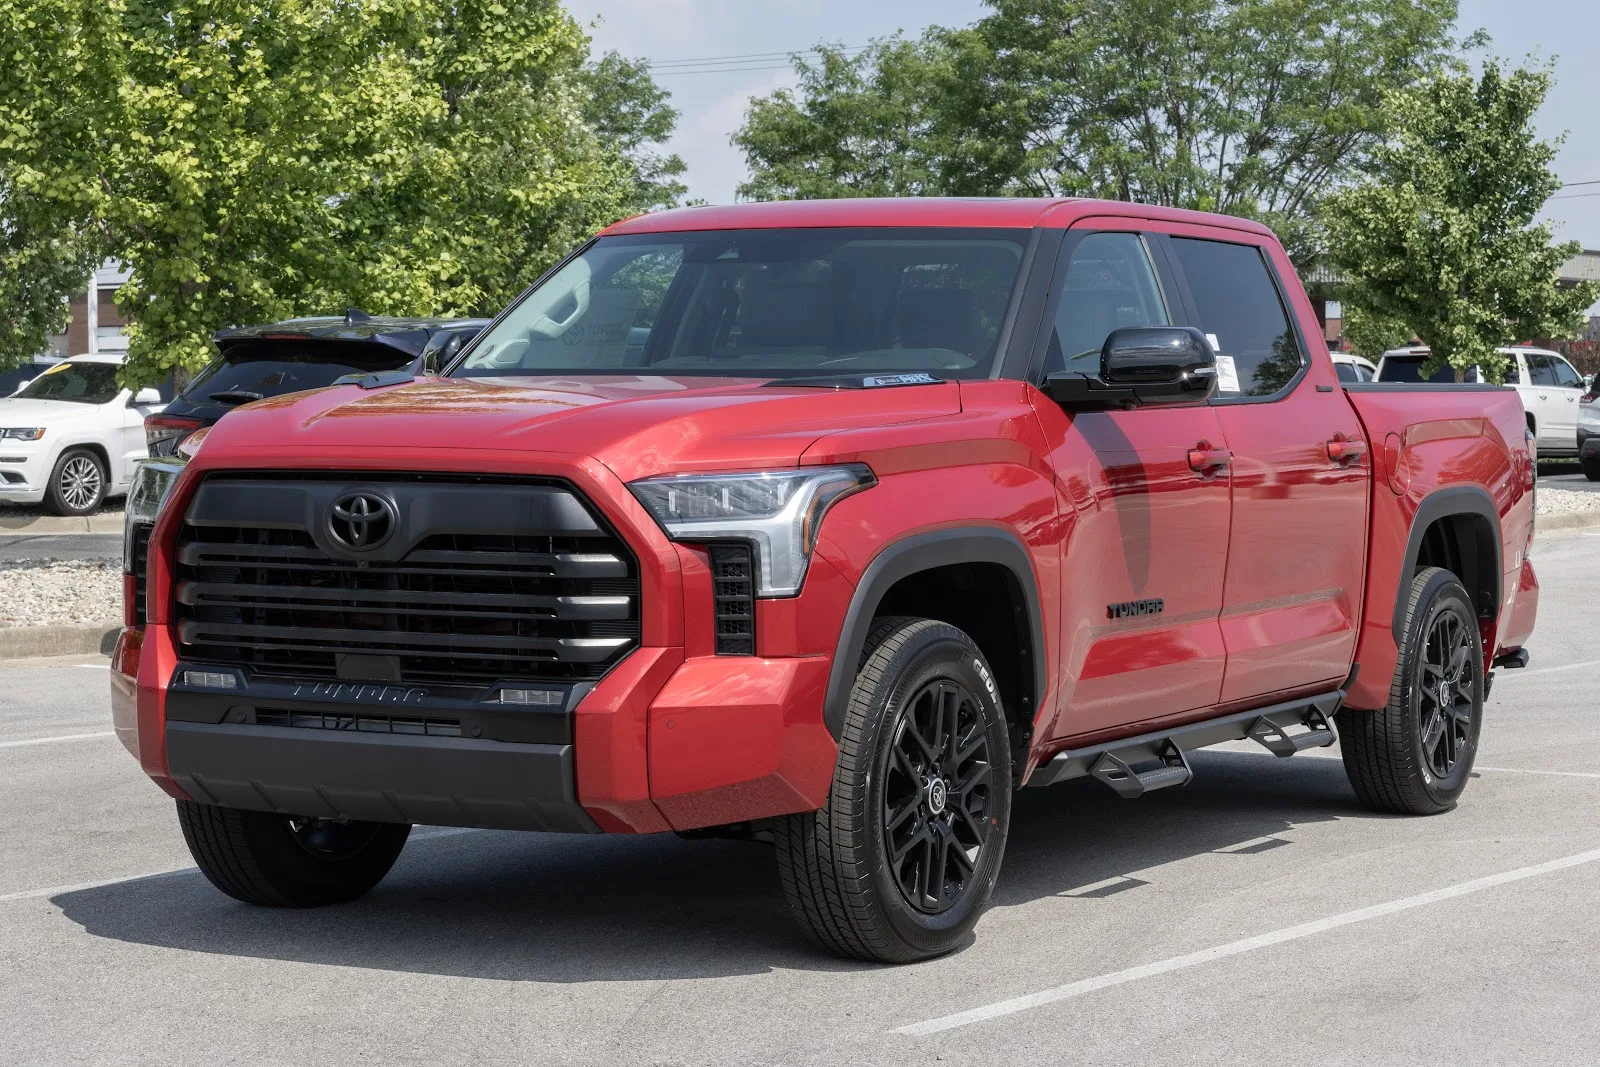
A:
735;0;1460;263
0;0;683;382
1324;61;1600;383
1341;302;1414;360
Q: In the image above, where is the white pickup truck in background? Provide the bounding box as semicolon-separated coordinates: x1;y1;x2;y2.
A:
1377;344;1586;457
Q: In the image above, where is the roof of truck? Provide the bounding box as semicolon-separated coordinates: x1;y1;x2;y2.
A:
601;197;1279;237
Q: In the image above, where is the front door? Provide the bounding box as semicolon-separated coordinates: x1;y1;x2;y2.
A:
1163;232;1369;702
1029;226;1232;741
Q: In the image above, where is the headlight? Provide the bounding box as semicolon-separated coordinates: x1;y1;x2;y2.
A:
0;428;45;441
123;458;187;625
629;465;875;597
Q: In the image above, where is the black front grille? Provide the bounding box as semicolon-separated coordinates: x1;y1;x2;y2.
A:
708;543;756;655
130;524;153;626
172;473;640;685
255;706;463;737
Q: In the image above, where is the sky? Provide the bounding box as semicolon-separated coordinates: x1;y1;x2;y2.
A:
567;0;1600;251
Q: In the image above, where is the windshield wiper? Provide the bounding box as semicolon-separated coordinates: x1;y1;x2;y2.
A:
208;390;265;406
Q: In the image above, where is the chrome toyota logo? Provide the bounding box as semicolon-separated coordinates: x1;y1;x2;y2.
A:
327;492;397;551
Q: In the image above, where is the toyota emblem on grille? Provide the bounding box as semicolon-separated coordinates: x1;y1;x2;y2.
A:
327;492;397;551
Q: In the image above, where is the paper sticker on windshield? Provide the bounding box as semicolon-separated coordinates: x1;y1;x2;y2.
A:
864;373;942;388
1214;355;1241;394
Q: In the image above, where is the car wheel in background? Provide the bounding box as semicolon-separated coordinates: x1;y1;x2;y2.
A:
44;448;107;516
1582;457;1600;482
177;800;412;907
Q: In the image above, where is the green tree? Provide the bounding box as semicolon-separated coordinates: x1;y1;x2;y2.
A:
1324;61;1600;383
1341;303;1414;359
735;0;1460;264
0;0;682;383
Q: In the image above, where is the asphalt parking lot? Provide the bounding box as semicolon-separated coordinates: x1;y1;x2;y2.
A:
2;532;1598;1066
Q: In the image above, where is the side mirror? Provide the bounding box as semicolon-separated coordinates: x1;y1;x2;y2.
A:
1043;326;1218;410
130;388;163;406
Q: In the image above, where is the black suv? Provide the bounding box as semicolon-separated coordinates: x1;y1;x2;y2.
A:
146;312;489;456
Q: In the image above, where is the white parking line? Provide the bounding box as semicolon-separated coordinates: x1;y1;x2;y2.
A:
1500;658;1600;679
74;663;109;670
0;731;114;750
894;845;1600;1037
1475;765;1600;780
0;826;481;905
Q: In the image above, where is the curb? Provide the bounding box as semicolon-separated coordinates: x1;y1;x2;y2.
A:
1538;510;1600;535
0;512;124;534
0;623;120;660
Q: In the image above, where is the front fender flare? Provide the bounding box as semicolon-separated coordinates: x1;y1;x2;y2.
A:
822;526;1047;740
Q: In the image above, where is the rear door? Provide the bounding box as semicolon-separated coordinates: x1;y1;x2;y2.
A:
1163;231;1369;702
1550;355;1584;450
1524;353;1571;450
1029;224;1232;739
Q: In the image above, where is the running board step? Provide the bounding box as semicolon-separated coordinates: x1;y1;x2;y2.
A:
1089;741;1192;798
1028;690;1345;794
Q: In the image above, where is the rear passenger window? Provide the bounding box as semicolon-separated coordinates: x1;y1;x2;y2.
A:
1169;238;1302;397
1554;359;1581;388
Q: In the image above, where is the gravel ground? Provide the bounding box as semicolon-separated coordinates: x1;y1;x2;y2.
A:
0;559;122;628
1536;487;1600;516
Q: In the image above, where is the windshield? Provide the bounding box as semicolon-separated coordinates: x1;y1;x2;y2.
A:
1378;356;1479;384
452;228;1029;380
186;340;419;402
14;361;121;404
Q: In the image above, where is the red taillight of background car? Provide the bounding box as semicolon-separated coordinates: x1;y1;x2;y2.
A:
145;413;204;452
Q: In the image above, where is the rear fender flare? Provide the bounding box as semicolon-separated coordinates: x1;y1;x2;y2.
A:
1392;485;1502;642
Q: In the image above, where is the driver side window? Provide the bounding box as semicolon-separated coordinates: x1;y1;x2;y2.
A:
1041;232;1169;377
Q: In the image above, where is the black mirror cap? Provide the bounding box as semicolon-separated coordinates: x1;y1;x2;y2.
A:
1043;325;1218;411
1102;326;1216;387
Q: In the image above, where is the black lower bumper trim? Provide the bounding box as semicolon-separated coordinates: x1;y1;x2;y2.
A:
166;721;601;834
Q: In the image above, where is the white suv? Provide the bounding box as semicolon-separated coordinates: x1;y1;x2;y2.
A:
0;353;171;515
1376;345;1585;456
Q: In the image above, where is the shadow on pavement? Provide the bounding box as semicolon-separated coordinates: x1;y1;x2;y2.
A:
54;748;1364;982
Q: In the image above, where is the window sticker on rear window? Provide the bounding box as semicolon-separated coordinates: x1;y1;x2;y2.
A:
1214;354;1241;394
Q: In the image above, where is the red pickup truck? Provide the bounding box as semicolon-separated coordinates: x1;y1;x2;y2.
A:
112;198;1539;963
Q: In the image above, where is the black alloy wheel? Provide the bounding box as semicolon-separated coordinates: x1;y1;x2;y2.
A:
1339;566;1483;815
882;680;995;916
1417;607;1475;780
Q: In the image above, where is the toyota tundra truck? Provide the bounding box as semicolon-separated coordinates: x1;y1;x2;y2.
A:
111;198;1539;963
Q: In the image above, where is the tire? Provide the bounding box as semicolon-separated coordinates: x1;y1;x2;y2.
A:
1338;567;1483;815
45;447;106;516
176;800;411;907
775;617;1012;963
1583;457;1600;482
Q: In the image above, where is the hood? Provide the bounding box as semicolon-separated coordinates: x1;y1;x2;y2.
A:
196;374;962;481
0;397;110;427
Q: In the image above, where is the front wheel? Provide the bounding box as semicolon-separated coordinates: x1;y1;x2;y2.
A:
177;801;411;907
1338;567;1483;815
776;617;1012;963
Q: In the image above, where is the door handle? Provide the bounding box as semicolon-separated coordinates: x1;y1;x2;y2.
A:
1327;435;1367;464
1188;443;1232;473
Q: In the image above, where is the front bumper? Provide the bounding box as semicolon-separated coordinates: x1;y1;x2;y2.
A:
0;444;50;501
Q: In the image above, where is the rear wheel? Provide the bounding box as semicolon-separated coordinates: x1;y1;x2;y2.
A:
45;448;106;515
775;617;1011;963
176;800;410;907
1582;456;1600;482
1338;567;1483;815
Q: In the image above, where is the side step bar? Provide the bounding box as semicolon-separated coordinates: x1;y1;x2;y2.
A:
1027;691;1343;795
